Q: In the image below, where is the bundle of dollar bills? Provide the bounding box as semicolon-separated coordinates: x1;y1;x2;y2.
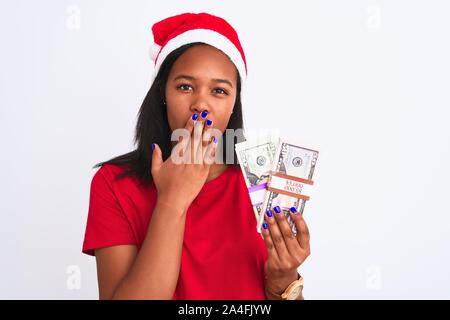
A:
236;136;319;235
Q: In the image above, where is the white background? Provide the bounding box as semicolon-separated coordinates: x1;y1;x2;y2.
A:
1;0;449;299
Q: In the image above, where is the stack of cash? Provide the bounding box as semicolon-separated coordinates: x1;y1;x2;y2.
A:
235;135;280;223
236;137;319;235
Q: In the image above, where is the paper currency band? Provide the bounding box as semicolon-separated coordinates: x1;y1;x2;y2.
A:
248;183;268;193
248;183;268;206
267;172;314;201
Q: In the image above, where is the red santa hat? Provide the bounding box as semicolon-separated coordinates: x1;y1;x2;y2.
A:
149;12;248;87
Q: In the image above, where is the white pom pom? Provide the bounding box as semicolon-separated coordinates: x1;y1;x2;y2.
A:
149;43;162;61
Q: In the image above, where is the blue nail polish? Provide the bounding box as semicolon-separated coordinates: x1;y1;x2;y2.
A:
266;209;273;218
206;119;213;126
290;207;297;213
274;206;281;214
263;223;268;230
213;136;218;144
201;111;208;118
151;143;155;151
192;114;198;121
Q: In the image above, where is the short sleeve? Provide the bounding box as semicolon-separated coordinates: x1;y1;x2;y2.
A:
82;166;137;256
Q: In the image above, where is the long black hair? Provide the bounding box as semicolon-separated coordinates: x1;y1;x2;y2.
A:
93;42;244;187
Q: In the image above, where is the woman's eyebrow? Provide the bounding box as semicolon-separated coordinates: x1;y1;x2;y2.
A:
173;74;233;88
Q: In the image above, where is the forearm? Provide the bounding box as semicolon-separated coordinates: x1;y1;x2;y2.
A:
112;201;187;299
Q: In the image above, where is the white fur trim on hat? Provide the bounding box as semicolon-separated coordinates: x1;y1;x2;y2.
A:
149;43;162;62
152;28;247;84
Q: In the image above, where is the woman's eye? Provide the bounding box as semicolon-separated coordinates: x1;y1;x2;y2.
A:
214;88;228;95
177;84;192;91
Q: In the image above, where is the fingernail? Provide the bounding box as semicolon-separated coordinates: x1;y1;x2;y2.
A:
274;206;281;214
263;223;268;230
151;143;155;151
206;119;213;126
201;111;208;118
290;207;297;214
266;209;273;218
213;136;218;144
192;114;198;121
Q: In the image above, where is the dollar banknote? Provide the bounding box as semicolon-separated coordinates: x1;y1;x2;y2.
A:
235;135;280;229
257;142;319;235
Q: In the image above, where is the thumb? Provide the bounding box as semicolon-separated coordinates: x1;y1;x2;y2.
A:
151;143;163;171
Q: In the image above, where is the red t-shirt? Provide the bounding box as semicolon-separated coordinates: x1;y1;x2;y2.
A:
82;164;268;299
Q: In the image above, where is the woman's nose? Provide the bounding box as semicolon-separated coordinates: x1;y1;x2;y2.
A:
190;100;210;116
190;105;207;114
189;89;212;115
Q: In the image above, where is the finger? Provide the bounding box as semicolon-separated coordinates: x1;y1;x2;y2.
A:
199;110;209;121
193;120;204;164
290;207;310;252
203;136;216;165
261;219;281;266
265;208;291;261
194;110;209;162
202;118;214;147
272;205;303;260
203;128;222;157
187;112;198;131
151;143;163;171
178;113;198;158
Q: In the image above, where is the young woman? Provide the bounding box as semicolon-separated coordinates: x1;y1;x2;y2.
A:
82;12;310;300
